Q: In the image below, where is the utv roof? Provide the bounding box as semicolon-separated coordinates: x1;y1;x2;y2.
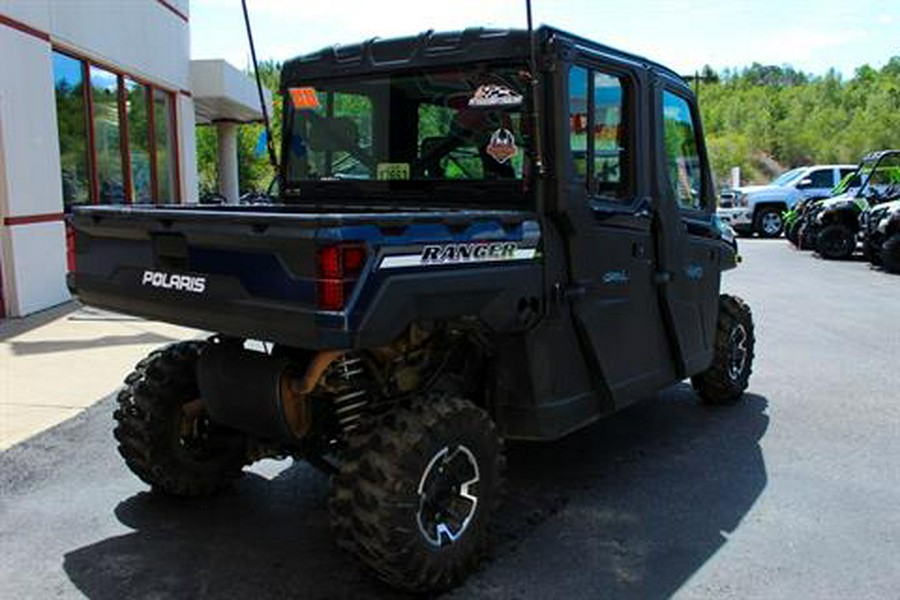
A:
862;149;900;161
281;26;687;90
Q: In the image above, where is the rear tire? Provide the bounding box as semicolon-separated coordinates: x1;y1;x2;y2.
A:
692;295;755;405
755;207;784;238
329;394;504;593
113;341;248;496
882;234;900;273
816;224;856;260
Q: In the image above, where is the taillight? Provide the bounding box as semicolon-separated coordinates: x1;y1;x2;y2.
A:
316;244;367;311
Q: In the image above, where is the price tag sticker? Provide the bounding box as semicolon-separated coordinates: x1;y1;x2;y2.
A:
376;163;411;180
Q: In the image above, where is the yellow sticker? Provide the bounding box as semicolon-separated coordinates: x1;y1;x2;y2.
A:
376;163;411;180
289;87;320;110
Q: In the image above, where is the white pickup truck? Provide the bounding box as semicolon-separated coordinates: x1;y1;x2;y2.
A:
718;164;857;237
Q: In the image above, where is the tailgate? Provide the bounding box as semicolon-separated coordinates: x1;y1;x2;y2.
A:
69;204;543;349
70;205;328;347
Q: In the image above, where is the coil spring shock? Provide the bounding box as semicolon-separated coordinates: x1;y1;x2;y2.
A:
329;355;369;434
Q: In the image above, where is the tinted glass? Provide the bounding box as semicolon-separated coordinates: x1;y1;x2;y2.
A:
90;66;124;204
569;66;588;179
662;91;705;211
285;66;528;184
53;52;91;207
808;169;834;188
593;71;628;200
125;79;152;203
153;89;177;202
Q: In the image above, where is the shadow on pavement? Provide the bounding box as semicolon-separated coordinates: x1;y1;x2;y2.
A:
8;332;180;356
63;387;768;599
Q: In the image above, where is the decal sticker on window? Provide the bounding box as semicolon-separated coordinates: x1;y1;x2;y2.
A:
468;84;523;108
485;128;518;164
376;162;411;180
289;87;320;110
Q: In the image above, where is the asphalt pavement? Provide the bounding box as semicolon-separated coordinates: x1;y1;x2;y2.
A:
1;239;898;599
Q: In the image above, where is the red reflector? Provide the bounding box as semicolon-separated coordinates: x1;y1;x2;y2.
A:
317;280;344;311
317;245;342;279
342;246;366;275
316;244;366;311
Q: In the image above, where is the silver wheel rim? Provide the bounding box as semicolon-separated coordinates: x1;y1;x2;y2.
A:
416;445;480;548
728;324;749;381
761;212;782;235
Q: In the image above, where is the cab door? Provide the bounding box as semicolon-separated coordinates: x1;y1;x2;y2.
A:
651;78;721;377
562;61;675;406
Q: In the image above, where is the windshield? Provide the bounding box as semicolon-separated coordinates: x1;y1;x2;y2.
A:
857;153;900;200
283;65;530;189
771;168;805;187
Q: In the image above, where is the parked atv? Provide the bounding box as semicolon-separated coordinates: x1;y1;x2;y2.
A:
862;199;900;272
805;150;900;260
784;172;860;247
68;27;755;594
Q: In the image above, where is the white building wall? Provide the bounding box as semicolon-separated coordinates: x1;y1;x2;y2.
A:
0;24;68;316
177;93;200;204
0;0;190;91
0;0;192;317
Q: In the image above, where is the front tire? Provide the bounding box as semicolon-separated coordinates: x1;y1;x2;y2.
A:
692;295;755;405
755;207;784;238
882;234;900;273
816;223;856;259
113;341;248;496
329;394;504;593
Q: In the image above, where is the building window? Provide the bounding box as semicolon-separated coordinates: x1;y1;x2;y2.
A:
153;89;177;202
90;66;125;204
125;78;153;202
51;50;180;206
52;52;91;208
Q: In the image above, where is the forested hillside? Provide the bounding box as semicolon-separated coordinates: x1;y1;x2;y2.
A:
698;57;900;185
197;57;900;194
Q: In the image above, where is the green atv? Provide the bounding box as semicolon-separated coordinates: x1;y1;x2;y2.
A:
784;171;860;248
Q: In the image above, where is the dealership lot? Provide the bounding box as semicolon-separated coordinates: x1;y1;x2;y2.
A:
1;239;898;599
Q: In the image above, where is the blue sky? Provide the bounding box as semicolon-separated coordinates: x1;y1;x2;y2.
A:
191;0;899;77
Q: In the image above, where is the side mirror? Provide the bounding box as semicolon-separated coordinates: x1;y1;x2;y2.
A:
796;178;813;189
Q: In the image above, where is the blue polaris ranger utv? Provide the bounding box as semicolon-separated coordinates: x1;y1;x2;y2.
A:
69;27;755;593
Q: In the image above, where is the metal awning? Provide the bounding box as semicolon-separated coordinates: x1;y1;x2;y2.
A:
190;59;273;124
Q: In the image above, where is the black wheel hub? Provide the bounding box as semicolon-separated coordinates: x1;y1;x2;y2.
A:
417;445;480;548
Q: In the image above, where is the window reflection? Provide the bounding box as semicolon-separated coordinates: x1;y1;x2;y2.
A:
125;79;152;203
153;89;176;203
662;91;705;211
91;66;124;204
569;66;588;179
52;52;91;207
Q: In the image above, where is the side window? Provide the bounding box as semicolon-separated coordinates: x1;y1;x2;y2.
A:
808;169;834;189
662;91;705;211
569;67;589;179
592;71;629;200
839;168;856;181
